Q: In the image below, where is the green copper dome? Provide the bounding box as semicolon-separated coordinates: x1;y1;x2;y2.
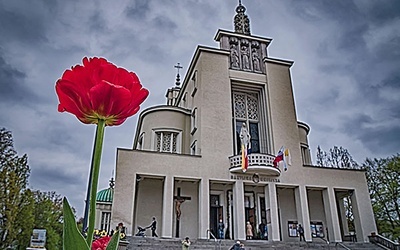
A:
96;177;115;202
96;188;113;202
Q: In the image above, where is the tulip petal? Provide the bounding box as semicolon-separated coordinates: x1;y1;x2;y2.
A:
56;57;149;126
89;81;132;124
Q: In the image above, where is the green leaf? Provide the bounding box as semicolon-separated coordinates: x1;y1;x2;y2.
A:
63;197;89;250
105;232;120;250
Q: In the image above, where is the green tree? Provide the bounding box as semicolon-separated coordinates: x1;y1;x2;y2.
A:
315;145;359;232
32;191;64;250
316;145;359;169
15;189;35;250
0;128;32;249
364;155;400;242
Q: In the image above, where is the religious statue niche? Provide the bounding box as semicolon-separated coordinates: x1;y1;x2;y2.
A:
229;37;240;69
240;39;251;71
251;41;261;72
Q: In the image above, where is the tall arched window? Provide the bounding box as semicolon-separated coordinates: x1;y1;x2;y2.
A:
232;86;271;155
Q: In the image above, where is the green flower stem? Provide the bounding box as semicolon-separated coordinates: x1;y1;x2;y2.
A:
86;119;106;247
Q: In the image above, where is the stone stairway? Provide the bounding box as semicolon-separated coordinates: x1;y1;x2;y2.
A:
123;236;384;250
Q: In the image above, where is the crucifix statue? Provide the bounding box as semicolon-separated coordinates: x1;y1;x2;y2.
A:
174;187;191;237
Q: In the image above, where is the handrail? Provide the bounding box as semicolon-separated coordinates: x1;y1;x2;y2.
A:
317;236;330;244
369;234;400;250
335;242;352;250
206;229;222;250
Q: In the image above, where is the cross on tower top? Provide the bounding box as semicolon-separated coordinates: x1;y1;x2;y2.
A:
174;63;183;86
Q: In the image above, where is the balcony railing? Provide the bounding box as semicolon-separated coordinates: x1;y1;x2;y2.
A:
229;153;281;176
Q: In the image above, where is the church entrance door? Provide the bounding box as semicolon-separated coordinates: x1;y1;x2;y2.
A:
244;193;256;238
210;195;223;238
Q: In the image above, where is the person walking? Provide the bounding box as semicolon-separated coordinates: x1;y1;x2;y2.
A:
298;224;305;241
182;236;191;249
148;217;158;237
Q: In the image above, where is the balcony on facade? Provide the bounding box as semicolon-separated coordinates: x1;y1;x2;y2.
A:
229;153;281;176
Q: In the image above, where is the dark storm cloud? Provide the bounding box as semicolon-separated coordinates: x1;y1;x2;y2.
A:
340;113;400;155
0;1;51;45
362;1;400;24
0;54;40;104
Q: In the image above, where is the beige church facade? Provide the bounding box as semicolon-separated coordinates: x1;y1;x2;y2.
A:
110;2;376;243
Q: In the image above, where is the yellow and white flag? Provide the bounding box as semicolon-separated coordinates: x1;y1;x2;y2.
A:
283;148;291;171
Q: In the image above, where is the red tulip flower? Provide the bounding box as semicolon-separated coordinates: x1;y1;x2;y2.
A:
57;57;149;250
92;236;111;250
56;57;149;126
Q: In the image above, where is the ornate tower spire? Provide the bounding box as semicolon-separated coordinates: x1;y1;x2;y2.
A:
234;0;250;35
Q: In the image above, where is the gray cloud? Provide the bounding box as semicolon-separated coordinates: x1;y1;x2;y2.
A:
0;54;41;105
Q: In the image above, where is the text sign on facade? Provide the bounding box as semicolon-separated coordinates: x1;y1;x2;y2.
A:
230;174;280;183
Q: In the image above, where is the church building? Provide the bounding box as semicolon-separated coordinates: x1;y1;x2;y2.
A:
110;2;376;243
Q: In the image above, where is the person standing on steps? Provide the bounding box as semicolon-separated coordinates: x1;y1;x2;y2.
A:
298;224;305;241
246;221;253;240
218;219;225;239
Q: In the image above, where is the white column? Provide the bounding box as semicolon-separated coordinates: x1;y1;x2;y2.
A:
110;174;136;236
233;180;246;240
268;183;280;241
295;185;311;242
198;179;210;239
323;187;341;242
352;189;377;242
161;175;174;238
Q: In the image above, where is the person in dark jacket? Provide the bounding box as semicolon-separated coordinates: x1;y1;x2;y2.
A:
298;224;305;241
229;241;242;250
148;217;158;237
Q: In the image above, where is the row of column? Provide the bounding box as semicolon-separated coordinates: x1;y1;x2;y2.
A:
231;181;343;242
127;176;364;242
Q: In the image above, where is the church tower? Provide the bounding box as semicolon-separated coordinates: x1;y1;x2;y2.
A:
110;1;376;244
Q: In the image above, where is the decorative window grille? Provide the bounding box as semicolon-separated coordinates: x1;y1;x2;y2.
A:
232;91;261;155
155;131;179;153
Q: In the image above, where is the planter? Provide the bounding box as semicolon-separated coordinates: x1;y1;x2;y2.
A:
118;240;129;250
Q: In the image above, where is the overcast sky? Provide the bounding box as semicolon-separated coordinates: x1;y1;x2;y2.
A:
1;0;399;217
